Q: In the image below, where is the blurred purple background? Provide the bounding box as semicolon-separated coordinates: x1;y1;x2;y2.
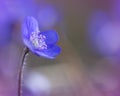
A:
1;0;120;96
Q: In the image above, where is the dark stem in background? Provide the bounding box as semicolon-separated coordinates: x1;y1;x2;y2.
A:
18;47;29;96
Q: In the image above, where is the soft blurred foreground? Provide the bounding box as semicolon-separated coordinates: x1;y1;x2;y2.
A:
1;0;120;96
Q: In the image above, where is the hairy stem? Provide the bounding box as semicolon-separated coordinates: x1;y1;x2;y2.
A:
18;47;29;96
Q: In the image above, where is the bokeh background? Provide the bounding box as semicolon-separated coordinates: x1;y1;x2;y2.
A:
1;0;120;96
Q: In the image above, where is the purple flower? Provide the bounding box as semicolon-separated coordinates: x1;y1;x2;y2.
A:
22;16;61;59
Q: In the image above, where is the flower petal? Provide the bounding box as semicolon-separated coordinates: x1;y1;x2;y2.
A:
34;45;61;59
23;38;34;51
39;30;59;45
22;16;39;38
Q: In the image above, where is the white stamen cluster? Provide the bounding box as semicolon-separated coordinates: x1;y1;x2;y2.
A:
30;31;47;49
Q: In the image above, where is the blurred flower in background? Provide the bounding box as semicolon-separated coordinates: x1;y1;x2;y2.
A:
87;10;108;55
87;9;120;57
0;0;37;96
86;1;120;95
37;4;61;29
24;72;51;95
0;22;11;46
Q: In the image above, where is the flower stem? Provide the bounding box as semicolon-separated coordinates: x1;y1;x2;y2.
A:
18;47;29;96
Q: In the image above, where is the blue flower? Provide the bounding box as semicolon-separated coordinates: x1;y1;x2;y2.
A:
22;16;61;59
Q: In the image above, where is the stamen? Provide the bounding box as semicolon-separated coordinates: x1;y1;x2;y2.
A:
30;32;47;49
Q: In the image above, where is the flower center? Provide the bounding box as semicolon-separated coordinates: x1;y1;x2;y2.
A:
30;31;47;49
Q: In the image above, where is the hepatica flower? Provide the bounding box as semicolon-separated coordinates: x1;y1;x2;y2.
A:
22;16;61;59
